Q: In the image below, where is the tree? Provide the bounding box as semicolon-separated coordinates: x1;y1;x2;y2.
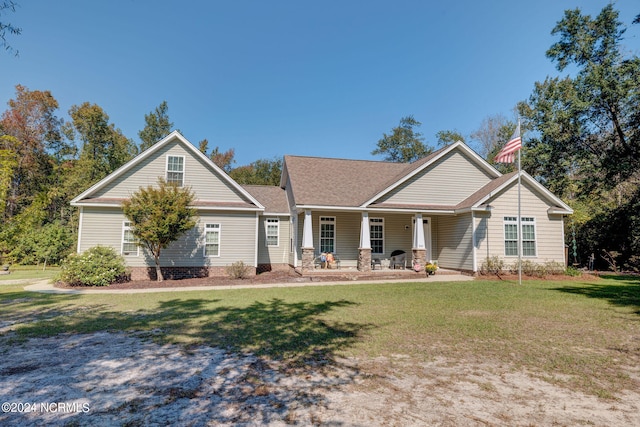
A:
435;130;465;147
470;114;511;159
67;102;137;183
122;179;197;281
229;157;282;186
1;85;62;217
520;4;640;270
209;145;236;172
372;116;432;162
0;0;21;56
138;101;173;151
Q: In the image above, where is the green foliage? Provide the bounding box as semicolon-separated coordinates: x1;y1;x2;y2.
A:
372;116;433;163
225;261;253;279
520;4;640;270
435;130;465;147
58;246;128;286
122;178;197;281
67;102;137;183
565;265;581;277
138;101;173;151
230;157;283;186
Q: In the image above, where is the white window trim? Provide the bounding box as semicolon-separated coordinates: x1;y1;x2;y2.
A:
166;154;185;187
319;216;336;253
204;223;221;257
370;217;384;255
265;218;279;247
503;216;537;257
121;221;139;256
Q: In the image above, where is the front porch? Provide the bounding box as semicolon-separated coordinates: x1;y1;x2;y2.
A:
297;210;443;273
300;264;465;281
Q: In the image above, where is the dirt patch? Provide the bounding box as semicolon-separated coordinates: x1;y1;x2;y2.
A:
1;332;638;426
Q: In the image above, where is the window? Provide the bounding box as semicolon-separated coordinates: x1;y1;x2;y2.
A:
122;221;138;256
503;216;536;257
521;217;537;256
319;216;335;253
166;155;184;186
370;218;384;254
204;223;221;257
266;218;279;246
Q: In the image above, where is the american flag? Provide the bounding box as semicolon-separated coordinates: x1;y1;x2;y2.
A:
494;122;522;163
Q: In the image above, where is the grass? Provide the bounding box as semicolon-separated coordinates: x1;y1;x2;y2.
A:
1;273;639;398
0;265;59;282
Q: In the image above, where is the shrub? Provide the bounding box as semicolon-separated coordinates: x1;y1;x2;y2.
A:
226;261;252;279
58;246;128;286
565;265;582;277
480;256;505;275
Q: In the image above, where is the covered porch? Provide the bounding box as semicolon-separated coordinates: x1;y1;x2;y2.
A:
295;209;466;273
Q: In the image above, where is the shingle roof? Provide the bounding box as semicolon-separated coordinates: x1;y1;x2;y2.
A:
282;151;456;207
242;185;289;214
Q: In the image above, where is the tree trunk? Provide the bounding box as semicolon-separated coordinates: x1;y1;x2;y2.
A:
154;255;163;282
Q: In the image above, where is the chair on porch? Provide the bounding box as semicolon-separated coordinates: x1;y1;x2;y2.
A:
314;252;341;269
389;250;406;269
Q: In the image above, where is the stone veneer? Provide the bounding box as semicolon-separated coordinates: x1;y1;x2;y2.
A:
301;247;315;272
412;249;427;269
358;248;372;272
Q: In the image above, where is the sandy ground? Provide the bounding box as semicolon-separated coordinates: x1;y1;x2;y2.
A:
1;331;639;427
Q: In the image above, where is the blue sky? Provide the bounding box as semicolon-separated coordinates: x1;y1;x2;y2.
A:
2;0;639;166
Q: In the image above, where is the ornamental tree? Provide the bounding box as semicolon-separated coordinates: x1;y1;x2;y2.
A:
122;178;197;281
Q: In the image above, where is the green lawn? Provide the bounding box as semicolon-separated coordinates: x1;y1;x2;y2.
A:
1;274;638;398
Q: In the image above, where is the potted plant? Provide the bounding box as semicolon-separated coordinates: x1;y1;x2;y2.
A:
425;262;438;275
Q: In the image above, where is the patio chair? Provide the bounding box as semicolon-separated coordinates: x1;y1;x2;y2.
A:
389;250;406;269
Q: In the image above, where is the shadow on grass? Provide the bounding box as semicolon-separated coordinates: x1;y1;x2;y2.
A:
1;294;369;425
552;275;640;316
7;294;368;362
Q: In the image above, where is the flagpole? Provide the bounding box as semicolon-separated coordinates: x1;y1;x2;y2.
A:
517;121;522;286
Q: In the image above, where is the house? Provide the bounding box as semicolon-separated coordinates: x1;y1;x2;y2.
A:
71;131;573;279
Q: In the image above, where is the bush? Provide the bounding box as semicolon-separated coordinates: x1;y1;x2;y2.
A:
226;261;252;279
565;265;582;277
480;256;505;275
58;246;128;286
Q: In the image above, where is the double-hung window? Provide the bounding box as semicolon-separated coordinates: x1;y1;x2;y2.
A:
122;221;138;256
166;155;185;186
204;223;221;257
503;216;536;257
370;218;384;254
266;218;279;247
319;216;335;253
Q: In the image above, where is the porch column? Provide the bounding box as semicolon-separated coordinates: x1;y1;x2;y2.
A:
301;210;315;271
413;213;425;249
412;213;426;268
358;212;371;271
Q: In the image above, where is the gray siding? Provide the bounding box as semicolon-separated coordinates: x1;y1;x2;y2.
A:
435;214;474;271
79;207;258;267
379;150;494;205
94;140;249;204
475;180;566;266
257;215;291;265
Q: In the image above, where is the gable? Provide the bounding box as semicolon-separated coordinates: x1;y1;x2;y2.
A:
71;132;263;210
374;149;495;206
